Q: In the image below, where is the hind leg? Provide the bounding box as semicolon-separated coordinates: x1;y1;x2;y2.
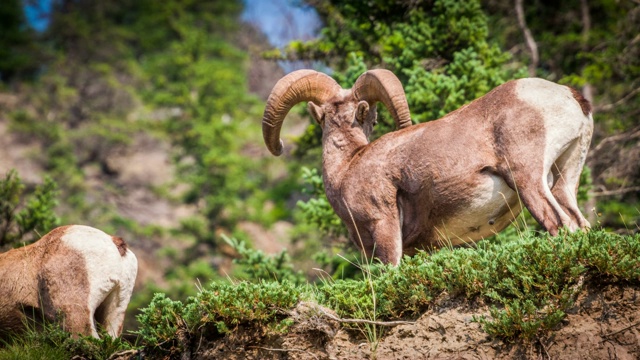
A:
94;287;127;338
502;162;577;235
550;138;591;229
519;176;578;234
47;293;96;338
93;262;137;338
40;256;97;338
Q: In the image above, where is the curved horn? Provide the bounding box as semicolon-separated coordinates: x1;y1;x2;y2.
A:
262;70;342;156
353;69;412;129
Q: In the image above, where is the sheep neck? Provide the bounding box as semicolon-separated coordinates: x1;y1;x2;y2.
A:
321;123;368;195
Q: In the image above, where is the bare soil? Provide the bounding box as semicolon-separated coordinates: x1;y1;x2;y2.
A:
133;280;640;360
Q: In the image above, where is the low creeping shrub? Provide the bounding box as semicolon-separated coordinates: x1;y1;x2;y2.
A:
136;280;302;351
136;228;640;350
318;229;640;340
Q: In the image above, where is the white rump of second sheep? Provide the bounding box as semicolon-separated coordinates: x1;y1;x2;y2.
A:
0;225;138;338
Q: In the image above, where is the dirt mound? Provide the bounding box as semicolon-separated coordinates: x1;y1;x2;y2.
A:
178;280;639;360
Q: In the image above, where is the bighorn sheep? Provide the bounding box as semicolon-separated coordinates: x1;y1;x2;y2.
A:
262;69;593;265
0;225;138;338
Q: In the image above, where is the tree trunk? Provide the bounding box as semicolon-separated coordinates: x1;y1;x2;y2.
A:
579;0;598;224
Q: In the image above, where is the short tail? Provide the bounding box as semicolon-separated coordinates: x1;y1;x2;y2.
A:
568;86;592;116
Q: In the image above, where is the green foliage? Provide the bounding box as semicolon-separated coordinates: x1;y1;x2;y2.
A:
596;201;640;232
60;334;134;360
0;0;39;83
7;64;135;222
287;0;523;123
131;0;275;248
312;248;366;280
134;293;187;346
296;167;346;237
6;0;281;242
578;166;593;205
134;244;305;349
14;178;59;241
0;332;70;360
187;280;300;334
224;235;306;285
135;229;640;349
162;259;221;300
403;44;522;123
0;170;60;248
134;234;307;351
0;321;133;360
136;280;301;350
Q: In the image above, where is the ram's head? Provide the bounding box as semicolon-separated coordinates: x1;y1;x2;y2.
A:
261;69;412;156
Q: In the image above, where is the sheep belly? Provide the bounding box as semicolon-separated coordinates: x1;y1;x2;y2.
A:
434;173;521;246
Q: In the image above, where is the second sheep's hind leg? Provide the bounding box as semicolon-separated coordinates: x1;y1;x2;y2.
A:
39;250;97;337
93;285;126;338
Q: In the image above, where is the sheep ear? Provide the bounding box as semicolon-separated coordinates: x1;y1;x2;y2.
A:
356;101;370;125
307;101;324;125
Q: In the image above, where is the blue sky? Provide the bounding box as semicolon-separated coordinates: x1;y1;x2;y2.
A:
24;0;321;48
243;0;320;47
23;0;51;32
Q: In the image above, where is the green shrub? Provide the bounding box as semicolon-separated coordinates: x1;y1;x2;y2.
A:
317;229;640;340
187;280;300;333
296;167;346;237
224;235;306;285
0;322;133;360
136;280;302;349
0;170;60;248
136;229;640;348
134;293;187;345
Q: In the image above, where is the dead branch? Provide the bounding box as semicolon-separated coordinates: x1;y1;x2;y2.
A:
590;125;640;155
591;186;640;197
595;87;640;112
319;308;415;327
601;320;640;339
249;346;319;360
515;0;539;76
107;350;140;360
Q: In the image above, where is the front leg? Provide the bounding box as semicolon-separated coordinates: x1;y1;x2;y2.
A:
348;216;403;266
340;179;403;265
371;217;403;265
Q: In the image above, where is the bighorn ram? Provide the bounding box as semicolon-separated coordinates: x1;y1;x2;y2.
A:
0;225;138;338
262;69;593;265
